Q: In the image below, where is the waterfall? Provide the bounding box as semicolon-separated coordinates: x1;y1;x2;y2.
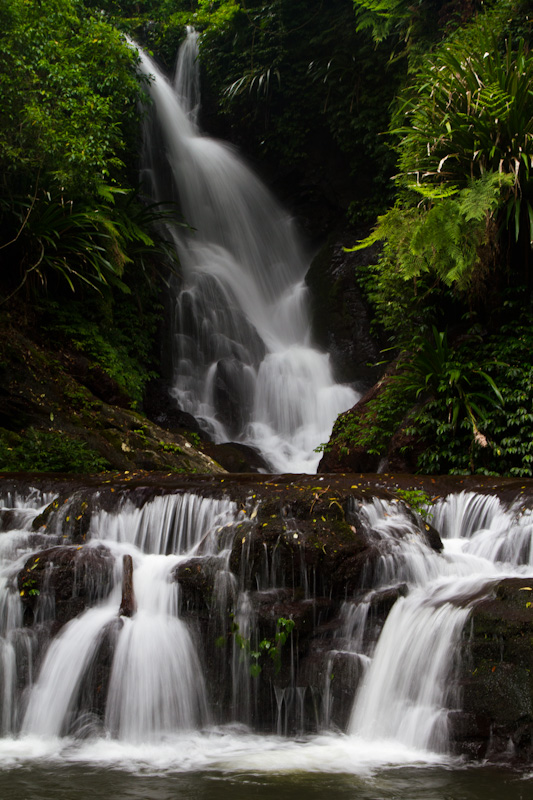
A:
136;31;358;473
347;491;531;751
6;490;240;743
1;481;533;771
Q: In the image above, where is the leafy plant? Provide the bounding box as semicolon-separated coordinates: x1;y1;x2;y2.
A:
20;557;41;597
0;428;109;473
400;327;503;435
224;615;295;677
349;15;533;322
0;0;143;195
41;288;162;408
1;186;181;300
394;26;533;274
395;488;433;520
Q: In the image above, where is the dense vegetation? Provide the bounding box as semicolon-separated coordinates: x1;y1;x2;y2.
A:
325;0;533;476
1;0;533;475
0;0;176;470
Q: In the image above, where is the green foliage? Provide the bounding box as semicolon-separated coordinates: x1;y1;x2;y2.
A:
348;7;533;347
399;327;503;432
0;0;183;299
395;488;433;520
352;0;488;69
318;374;415;458
324;327;505;473
228;615;295;677
349;168;515;299
0;428;109;473
415;318;533;476
20;557;42;597
192;0;401;212
0;0;143;195
394;23;533;262
396;327;503;472
353;0;440;46
396;25;533;195
186;432;202;449
348;176;515;345
41;278;162;407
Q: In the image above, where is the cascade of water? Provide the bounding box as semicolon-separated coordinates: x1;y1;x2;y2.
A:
135;33;358;472
10;491;243;742
347;491;532;752
2;483;533;766
104;555;208;742
0;492;60;735
89;493;239;556
432;491;533;566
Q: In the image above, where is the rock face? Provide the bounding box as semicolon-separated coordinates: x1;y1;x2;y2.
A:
454;578;533;761
0;318;225;475
305;227;383;386
18;544;114;634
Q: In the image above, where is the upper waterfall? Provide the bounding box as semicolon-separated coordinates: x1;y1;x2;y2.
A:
134;31;358;472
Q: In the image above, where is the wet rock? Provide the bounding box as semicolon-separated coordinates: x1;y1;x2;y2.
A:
143;377;204;436
70;618;122;733
253;591;334;635
17;544;115;633
64;353;131;409
305;227;383;385
318;367;397;473
368;584;408;617
456;577;533;761
213;358;252;438
0;323;225;474
173;556;226;613
203;441;270;473
32;493;92;543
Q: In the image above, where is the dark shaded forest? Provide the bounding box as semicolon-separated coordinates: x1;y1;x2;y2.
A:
1;0;533;476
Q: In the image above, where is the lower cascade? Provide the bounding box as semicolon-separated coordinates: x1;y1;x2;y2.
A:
1;475;533;771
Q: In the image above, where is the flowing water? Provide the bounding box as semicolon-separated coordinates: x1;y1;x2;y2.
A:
138;31;358;473
1;484;533;797
2;30;533;799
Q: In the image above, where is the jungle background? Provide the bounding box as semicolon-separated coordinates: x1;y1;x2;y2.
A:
1;0;532;476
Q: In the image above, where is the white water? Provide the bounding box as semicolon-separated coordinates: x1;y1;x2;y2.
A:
1;487;533;774
348;492;533;752
136;31;358;472
2;490;239;745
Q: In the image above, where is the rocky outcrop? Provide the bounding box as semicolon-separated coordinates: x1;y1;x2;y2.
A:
453;577;533;761
318;365;397;473
0;322;224;475
305;227;383;386
18;544;114;633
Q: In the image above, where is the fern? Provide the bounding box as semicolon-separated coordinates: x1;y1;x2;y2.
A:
458;172;514;222
347;169;513;292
